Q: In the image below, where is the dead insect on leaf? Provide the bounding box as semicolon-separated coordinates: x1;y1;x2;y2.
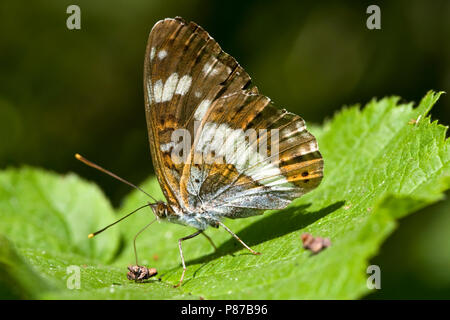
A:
127;265;158;282
301;233;331;254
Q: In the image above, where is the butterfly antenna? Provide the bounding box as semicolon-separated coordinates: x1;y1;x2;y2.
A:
88;204;153;238
75;153;158;202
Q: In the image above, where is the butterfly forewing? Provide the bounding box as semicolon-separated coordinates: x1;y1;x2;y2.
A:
144;17;323;218
144;17;253;208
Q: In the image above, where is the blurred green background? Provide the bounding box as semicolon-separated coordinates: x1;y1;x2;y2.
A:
0;0;449;299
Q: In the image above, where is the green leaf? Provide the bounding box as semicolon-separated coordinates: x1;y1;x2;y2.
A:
13;243;193;300
0;168;193;299
0;168;120;262
0;91;448;299
114;91;450;299
0;234;52;299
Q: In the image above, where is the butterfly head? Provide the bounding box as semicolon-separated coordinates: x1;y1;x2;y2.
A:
150;201;170;219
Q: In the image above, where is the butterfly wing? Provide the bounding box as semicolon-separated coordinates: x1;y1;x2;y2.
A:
145;17;323;218
144;17;254;207
180;90;323;218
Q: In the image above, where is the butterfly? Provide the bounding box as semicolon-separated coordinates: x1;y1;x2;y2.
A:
80;17;323;287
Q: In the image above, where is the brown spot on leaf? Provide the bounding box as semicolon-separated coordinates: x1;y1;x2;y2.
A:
301;233;331;254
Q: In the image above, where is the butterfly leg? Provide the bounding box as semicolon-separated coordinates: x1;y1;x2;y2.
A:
174;230;203;288
218;221;261;255
201;232;217;251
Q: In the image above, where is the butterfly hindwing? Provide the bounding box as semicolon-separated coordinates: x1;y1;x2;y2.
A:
180;91;323;218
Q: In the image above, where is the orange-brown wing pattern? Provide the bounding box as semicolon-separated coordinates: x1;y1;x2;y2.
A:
145;17;323;218
180;91;323;218
144;17;254;207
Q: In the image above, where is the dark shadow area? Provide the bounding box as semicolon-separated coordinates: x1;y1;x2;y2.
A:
158;201;344;285
180;201;345;273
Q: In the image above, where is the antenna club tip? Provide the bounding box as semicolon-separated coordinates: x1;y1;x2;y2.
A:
88;233;95;239
75;153;82;160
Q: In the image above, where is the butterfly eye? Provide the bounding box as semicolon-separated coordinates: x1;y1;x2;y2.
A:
156;202;168;217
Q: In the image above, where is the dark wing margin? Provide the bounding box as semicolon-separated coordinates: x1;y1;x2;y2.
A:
144;17;255;207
